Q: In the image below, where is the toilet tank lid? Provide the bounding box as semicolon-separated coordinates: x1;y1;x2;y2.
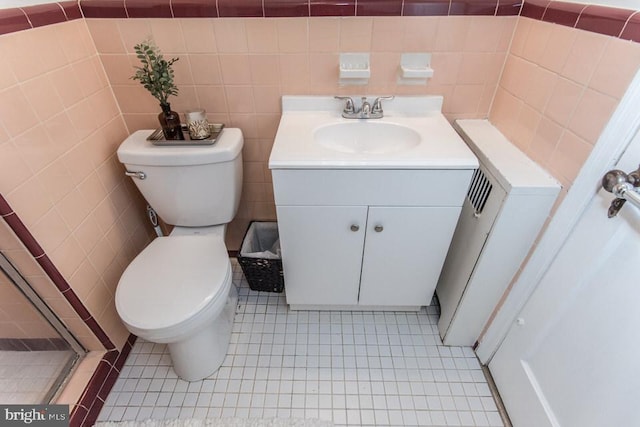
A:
117;128;243;166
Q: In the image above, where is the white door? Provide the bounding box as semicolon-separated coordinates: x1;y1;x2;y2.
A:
489;130;640;427
358;206;460;307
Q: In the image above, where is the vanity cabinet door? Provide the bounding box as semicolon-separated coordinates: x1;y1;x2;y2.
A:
276;205;368;306
358;206;461;307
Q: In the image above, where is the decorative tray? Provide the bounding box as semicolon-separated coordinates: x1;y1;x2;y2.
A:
147;124;225;146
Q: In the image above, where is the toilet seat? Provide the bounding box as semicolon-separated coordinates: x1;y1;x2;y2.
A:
116;234;232;342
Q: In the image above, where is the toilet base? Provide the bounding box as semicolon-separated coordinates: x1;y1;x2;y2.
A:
168;285;238;381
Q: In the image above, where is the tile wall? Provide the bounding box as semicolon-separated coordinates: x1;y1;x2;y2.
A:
0;19;153;351
88;15;517;247
490;16;640;201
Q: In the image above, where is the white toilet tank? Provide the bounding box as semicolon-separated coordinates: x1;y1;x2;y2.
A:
117;128;244;227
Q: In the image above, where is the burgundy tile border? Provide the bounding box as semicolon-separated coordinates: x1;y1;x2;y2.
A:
621;12;640;42
170;0;218;17
520;0;549;20
450;0;499;16
264;0;310;17
79;0;127;18
36;255;71;292
69;405;88;427
403;0;450;16
126;0;172;18
0;194;13;216
0;7;31;35
356;0;403;16
85;316;115;349
496;0;522;16
70;336;136;427
541;1;585;27
217;0;263;17
0;0;637;45
23;3;67;28
60;1;83;20
2;211;46;258
310;0;356;16
577;4;633;37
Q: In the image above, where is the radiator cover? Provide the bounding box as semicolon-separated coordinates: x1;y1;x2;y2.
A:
436;120;561;346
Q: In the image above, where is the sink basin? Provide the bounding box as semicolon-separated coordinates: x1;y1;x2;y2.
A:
269;95;478;169
314;122;420;154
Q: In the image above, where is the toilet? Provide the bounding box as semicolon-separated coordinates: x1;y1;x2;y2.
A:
115;128;243;381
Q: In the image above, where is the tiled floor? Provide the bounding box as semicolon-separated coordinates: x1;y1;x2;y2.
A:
97;261;504;426
0;350;75;403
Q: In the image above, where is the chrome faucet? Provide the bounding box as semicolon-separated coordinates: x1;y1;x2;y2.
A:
334;96;394;119
360;97;371;118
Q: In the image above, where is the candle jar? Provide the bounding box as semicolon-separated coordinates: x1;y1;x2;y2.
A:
185;109;211;140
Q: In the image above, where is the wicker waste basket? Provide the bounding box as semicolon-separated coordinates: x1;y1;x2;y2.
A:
238;221;284;293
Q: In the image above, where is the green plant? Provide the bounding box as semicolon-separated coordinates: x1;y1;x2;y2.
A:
131;40;179;105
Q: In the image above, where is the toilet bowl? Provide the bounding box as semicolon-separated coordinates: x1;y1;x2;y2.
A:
115;128;244;381
116;230;237;380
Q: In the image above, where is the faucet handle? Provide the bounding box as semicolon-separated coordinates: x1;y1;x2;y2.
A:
372;96;394;113
334;96;355;114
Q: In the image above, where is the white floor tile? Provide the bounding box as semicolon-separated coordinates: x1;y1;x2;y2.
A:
98;260;505;426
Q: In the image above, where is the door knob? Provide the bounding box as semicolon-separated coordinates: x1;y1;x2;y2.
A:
374;225;383;232
350;224;359;232
602;166;640;217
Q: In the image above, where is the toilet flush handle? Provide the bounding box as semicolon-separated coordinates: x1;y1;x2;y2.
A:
125;170;146;180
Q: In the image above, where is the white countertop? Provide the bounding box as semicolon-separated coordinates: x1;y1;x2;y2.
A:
268;96;479;170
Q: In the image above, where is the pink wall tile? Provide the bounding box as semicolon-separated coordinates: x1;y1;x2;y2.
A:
150;19;187;53
249;55;281;85
490;15;637;194
180;19;217;52
13;125;60;174
523;66;556;112
339;18;373;51
87;20;126;53
277;18;308;52
567;88;617;145
246;19;279;53
38;160;76;204
21;75;65;122
219;54;253;85
435;16;471;51
403;17;439;51
560;29;607;85
464;16;506;52
589;37;640;99
0;86;40;138
548;130;592;183
543;77;583;127
214;19;249;53
0;20;151;357
527;116;562;165
49;66;85;108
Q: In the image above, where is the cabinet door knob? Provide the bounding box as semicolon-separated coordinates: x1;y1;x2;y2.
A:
350;224;360;232
374;225;383;232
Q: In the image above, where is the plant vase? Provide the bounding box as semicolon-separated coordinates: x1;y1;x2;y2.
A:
158;103;184;140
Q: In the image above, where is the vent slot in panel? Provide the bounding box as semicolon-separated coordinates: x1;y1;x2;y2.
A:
467;168;493;215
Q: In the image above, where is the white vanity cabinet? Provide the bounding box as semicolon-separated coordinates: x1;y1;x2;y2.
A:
358;206;460;307
268;95;479;310
272;169;472;310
